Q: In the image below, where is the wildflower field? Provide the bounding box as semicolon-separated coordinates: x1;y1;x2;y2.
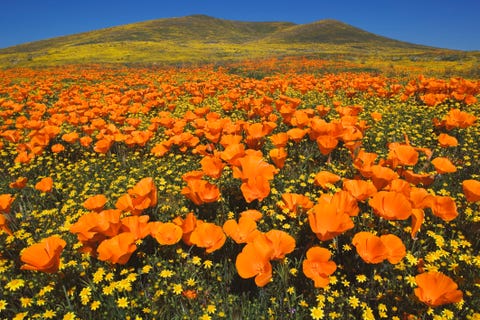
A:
0;57;479;319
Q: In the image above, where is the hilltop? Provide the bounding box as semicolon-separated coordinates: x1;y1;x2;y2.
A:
0;14;469;67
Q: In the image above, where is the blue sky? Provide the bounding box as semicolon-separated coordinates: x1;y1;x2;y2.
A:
0;0;479;50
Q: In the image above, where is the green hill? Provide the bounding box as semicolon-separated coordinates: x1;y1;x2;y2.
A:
0;14;465;67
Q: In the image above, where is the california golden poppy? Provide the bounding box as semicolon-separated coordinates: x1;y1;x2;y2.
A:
462;179;480;202
150;221;183;245
369;191;412;220
278;193;313;217
308;200;354;241
235;241;272;287
200;155;225;179
0;194;14;214
97;232;137;265
223;217;259;244
437;133;458;147
387;143;419;167
35;177;53;193
316;135;338;155
414;271;463;307
83;194;108;212
173;212;198;245
269;147;288;169
239;209;263;221
342;179;377;201
431;157;457;174
314;171;341;189
429;195;458;221
302;246;337;288
410;208;424;239
264;229;296;260
120;215;151;240
0;214;13;236
370;165;399;190
379;234;406;264
351;231;387;264
181;179;221;205
9;176;28;189
20;236;66;273
189;222;226;253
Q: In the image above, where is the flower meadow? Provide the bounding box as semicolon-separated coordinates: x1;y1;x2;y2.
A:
0;57;479;320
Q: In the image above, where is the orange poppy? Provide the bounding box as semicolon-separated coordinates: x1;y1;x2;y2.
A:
269;147;288;169
150;221;183;245
462;179;480;202
0;214;13;236
220;143;245;166
431;157;456;174
316;135;338;155
120;215;151;240
379;234;406;264
97;232;137;265
342;179;377;201
287;128;308;143
264;229;296;260
410;208;424;239
278;193;313;217
181;179;221;205
35;177;53;193
370;111;382;122
223;217;259;244
235;241;272;287
314;171;341;189
369;191;412;220
302;246;337;288
0;194;14;214
51;143;65;153
429;196;458;221
402;170;435;186
240;176;272;203
409;187;434;209
239;209;263;221
327;190;360;216
20;236;66;273
269;132;289;148
437;133;458;147
61;131;79;144
387;143;419;167
9;176;28;189
173;212;198;245
370;165;399;190
414;271;463;307
351;231;387;264
93;137;114;154
189;222;226;253
83;194;108;212
308;200;354;241
70;212;107;244
200;155;225;179
232;151;277;182
353;150;378;178
129;177;158;207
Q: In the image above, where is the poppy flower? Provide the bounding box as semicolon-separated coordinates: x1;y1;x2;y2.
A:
220;143;245;166
351;231;387;264
70;212;107;244
342;179;377;201
20;236;66;273
232;151;277;182
308;200;354;241
181;179;221;205
437;133;458;147
462;179;480;202
278;193;313;217
173;212;198;245
200;155;225;179
235;241;272;287
121;215;151;240
287;128;308;143
9;177;28;189
51;143;65;153
61;132;79;144
129;177;158;208
35;177;53;193
223;217;259;244
370;112;382;122
189;222;226;253
431;157;456;174
0;214;13;236
264;229;296;260
239;209;263;221
327;190;360;216
379;234;406;264
410;208;424;239
429;196;458;221
0;194;14;214
387;143;419;167
414;271;463;307
314;171;341;189
83;194;108;212
97;232;137;265
269;132;289;148
93;138;114;154
402;170;435;186
269;147;288;169
302;246;337;288
316;135;338;155
240;176;272;203
150;221;183;245
369;191;412;220
370;165;399;190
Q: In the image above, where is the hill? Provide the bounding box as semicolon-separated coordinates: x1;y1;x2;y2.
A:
0;14;466;67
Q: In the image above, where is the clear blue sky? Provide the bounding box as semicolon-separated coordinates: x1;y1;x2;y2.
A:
1;0;479;51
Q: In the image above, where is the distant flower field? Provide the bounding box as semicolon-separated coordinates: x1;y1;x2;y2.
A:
0;57;479;319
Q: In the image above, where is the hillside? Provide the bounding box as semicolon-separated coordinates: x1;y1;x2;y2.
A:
0;14;465;67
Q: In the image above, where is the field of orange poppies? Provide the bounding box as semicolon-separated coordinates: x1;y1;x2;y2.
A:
0;57;479;319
